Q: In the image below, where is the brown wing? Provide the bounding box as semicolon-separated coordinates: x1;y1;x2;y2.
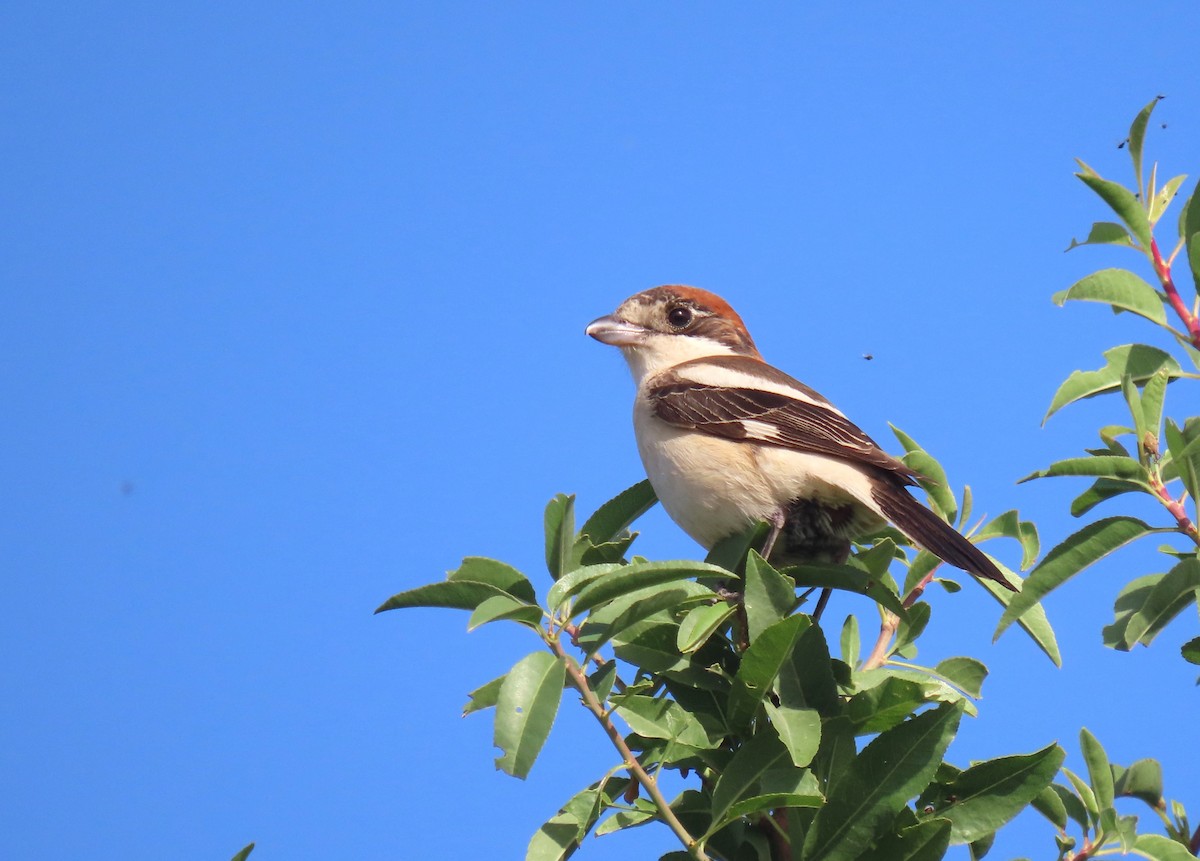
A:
649;380;920;486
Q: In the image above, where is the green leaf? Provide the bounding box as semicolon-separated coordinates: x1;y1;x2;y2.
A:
1150;174;1188;226
230;844;255;861
995;517;1156;638
463;674;506;716
1183;636;1200;666
1062;767;1099;825
1052;269;1168;326
1133;833;1200;861
859;819;952;861
612;618;689;673
934;657;988;699
1070;478;1144;517
728;614;812;730
1113;559;1200;649
577;585;706;657
611;693;711;747
1128;97;1159;201
1045;344;1183;421
743;551;797;642
892;426;957;524
527;778;629;861
595;798;657;837
1080;729;1114;810
777;623;841;718
570;560;732;616
494;651;566;779
803;702;964;861
1031;784;1068;830
893;602;931;655
544;494;576;581
1181;185;1200;293
841;614;859;668
1049;782;1090;830
1077;173;1152;251
980;560;1062;666
1067;221;1135;250
1165;418;1200;503
467;594;542;632
709;730;793;822
765;701;822;767
788;563;908;619
677;601;737;653
1112;758;1164;807
449;556;537;602
375;579;516;614
845;676;929;734
705;791;824;839
578;480;657;545
973;511;1039;570
1019;455;1146;483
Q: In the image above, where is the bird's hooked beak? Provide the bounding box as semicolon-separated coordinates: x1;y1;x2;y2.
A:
585;314;647;347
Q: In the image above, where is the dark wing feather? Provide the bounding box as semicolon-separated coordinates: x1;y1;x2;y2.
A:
649;381;920;485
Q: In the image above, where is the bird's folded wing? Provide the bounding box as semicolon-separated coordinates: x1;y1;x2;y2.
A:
649;380;920;484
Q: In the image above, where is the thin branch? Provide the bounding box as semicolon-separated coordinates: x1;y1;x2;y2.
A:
861;566;941;671
1150;237;1200;349
1148;473;1200;546
546;635;713;861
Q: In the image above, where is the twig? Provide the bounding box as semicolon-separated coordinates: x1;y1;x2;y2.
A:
860;566;941;671
1148;473;1200;545
1150;237;1200;349
546;635;712;861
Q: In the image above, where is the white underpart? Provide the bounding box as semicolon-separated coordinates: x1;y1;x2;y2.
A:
619;332;738;382
632;388;885;550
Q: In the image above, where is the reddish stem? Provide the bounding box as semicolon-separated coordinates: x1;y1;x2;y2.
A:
1149;473;1200;545
1150;237;1200;348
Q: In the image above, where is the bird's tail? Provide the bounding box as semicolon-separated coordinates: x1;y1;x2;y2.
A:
867;479;1018;592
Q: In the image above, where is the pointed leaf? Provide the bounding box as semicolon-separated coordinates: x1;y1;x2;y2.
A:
743;551;797;642
995;517;1156;637
1133;833;1200;861
789;563;907;619
1045;345;1183;421
1112;759;1164;807
777;622;841;718
463;674;507;716
804;702;964;861
765;701;822;767
230;844;255;861
974;511;1039;570
1071;478;1144;517
677;602;737;653
1150;174;1187;226
544;494;576;581
375;579;515;614
705;791;824;839
1128;97;1159;200
1052;269;1167;326
892;426;957;523
1080;729;1114;810
859;819;952;861
710;730;793;821
467;594;542;631
449;556;537;602
728;614;811;730
1019;455;1146;483
494;651;566;779
1067;221;1135;250
577;585;705;657
1118;558;1200;648
1031;784;1068;830
578;480;657;545
935;657;988;699
917;743;1064;845
1077;173;1152;250
571;560;731;616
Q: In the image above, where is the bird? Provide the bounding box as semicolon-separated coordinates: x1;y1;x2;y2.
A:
585;285;1016;592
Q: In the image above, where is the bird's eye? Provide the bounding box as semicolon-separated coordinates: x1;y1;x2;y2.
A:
667;306;693;329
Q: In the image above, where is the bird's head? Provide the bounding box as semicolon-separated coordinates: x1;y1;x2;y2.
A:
586;285;761;379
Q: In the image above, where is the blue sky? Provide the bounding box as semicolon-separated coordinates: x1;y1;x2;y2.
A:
4;3;1200;859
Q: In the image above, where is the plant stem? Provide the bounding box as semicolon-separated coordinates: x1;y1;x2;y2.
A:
1148;473;1200;545
1150;237;1200;348
861;567;939;671
546;635;712;861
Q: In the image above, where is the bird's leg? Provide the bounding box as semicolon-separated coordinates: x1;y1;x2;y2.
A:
812;538;851;623
760;508;787;562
